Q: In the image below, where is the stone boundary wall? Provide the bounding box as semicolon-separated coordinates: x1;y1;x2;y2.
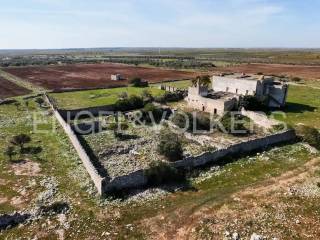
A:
59;105;115;119
173;129;296;169
103;170;148;192
159;85;180;92
45;93;296;193
44;94;106;195
103;129;296;191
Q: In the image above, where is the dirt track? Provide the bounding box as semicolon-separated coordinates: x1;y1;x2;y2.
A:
0;76;32;98
141;156;320;240
3;63;198;90
218;63;320;80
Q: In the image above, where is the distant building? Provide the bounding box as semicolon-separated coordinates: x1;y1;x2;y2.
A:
187;73;289;115
111;74;122;81
212;74;288;108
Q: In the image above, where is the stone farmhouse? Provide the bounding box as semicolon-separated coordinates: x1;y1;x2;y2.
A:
187;73;289;115
111;74;122;81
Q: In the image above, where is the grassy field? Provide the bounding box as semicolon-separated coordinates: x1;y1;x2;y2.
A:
50;86;165;109
152;79;193;89
0;91;320;239
275;85;320;128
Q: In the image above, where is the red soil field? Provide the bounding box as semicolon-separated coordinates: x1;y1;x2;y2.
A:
218;63;320;80
3;63;199;90
0;77;31;99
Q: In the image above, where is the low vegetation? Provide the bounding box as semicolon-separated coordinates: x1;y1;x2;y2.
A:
114;95;144;111
129;77;148;87
157;128;183;162
50;86;165;109
295;125;320;149
144;161;186;186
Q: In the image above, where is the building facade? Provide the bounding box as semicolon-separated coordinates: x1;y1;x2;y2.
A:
187;84;237;115
186;74;289;115
111;74;122;81
212;74;288;108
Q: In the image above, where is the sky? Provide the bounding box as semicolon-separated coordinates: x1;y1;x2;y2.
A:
0;0;319;49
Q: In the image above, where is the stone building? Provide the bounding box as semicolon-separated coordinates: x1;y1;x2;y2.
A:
187;73;288;115
111;74;122;81
187;84;237;115
212;74;288;108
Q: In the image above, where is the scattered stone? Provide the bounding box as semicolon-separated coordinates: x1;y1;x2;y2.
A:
232;232;240;240
250;233;263;240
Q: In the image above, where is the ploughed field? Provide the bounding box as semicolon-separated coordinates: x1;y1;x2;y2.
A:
2;63;198;90
0;76;32;98
218;63;320;80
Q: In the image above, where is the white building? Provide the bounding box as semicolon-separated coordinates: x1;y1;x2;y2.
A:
187;74;289;115
111;74;122;81
212;74;288;108
187;84;237;115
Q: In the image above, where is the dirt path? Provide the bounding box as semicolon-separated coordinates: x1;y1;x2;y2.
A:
141;157;320;239
233;157;320;198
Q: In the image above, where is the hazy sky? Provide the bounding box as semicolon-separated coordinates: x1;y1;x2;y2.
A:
0;0;319;49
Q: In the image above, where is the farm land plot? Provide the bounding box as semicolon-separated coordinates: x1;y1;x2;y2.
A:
50;86;165;109
0;76;32;98
2;63;199;90
218;63;320;80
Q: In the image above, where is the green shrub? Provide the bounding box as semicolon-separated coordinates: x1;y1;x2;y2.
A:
295;125;320;149
154;91;184;103
141;90;154;103
157;129;183;161
171;111;193;130
239;95;265;111
292;77;302;82
220;112;247;134
4;146;16;162
114;95;144;111
10;134;31;153
144;161;185;186
195;112;213;131
129;95;144;109
118;92;128;99
107;122;129;139
141;103;170;123
129;77;148;87
172;111;214;131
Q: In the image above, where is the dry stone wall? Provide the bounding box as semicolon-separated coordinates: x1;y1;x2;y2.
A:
45;93;296;193
103;129;296;191
59;105;115;119
44;94;106;195
173;129;296;169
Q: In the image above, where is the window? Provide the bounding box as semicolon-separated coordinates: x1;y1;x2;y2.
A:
236;89;238;94
214;109;217;114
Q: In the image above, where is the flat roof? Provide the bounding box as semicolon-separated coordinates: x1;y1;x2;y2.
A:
213;73;273;81
206;91;237;100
